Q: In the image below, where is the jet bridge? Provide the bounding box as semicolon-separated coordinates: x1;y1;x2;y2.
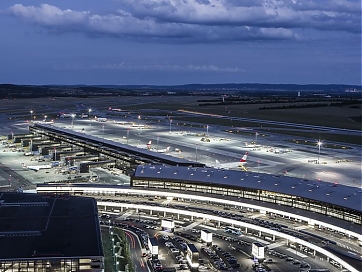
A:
79;160;116;173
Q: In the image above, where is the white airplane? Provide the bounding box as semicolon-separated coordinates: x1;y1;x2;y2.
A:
213;152;248;169
266;147;291;154
27;164;52;172
243;142;261;148
146;140;152;149
95;117;107;122
132;123;146;128
24;151;39;156
138;140;152;150
114;121;132;125
33;119;54;124
152;146;171;153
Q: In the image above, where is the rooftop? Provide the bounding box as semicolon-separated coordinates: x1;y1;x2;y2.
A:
0;192;103;260
134;164;362;213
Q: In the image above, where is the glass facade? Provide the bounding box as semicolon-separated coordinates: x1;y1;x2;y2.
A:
0;258;103;272
132;178;362;225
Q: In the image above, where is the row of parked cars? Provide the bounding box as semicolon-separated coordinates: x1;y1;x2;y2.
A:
267;249;309;269
201;245;240;270
163;235;190;271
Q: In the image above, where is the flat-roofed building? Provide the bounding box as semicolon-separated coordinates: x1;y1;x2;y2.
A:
0;192;103;271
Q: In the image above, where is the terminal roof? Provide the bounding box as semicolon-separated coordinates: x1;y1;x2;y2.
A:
0;192;103;259
134;164;362;212
32;123;204;167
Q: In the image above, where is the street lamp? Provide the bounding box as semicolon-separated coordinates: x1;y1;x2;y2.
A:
206;125;209;137
195;144;199;162
317;141;322;164
30;110;33;123
137;115;141;127
71;114;75;128
169;118;172;133
88;108;92;117
127;128;130;145
44;115;47;122
157;135;159;152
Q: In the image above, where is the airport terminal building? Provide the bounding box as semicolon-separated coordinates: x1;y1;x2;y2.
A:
12;122;362;271
131;164;362;226
0;192;103;272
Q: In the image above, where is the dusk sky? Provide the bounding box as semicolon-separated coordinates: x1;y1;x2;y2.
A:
0;0;360;85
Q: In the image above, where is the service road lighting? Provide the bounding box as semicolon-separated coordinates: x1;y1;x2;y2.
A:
195;144;199;162
71;114;75;128
317;141;322;164
157;134;159;152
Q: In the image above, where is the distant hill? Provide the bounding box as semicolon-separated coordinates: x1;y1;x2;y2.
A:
0;83;360;98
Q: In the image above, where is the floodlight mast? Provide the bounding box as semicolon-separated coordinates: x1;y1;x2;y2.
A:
317;141;322;163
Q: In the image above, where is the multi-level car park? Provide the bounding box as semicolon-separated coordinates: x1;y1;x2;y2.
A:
7;122;358;272
37;181;361;272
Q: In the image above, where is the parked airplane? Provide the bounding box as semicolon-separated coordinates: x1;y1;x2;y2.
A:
243;142;261;148
213;152;248;170
137;140;152;150
152;146;171;153
33;119;54;124
267;148;291;154
132;123;146;128
239;152;248;164
24;151;39;156
95;117;107;122
114;121;133;125
27;164;52;172
109;107;122;112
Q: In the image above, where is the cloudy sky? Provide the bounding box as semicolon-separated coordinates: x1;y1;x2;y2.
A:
0;0;360;85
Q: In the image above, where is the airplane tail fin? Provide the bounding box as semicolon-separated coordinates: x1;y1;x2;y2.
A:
240;152;248;162
147;140;152;146
166;146;171;151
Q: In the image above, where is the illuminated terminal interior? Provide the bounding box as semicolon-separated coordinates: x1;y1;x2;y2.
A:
131;165;362;225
